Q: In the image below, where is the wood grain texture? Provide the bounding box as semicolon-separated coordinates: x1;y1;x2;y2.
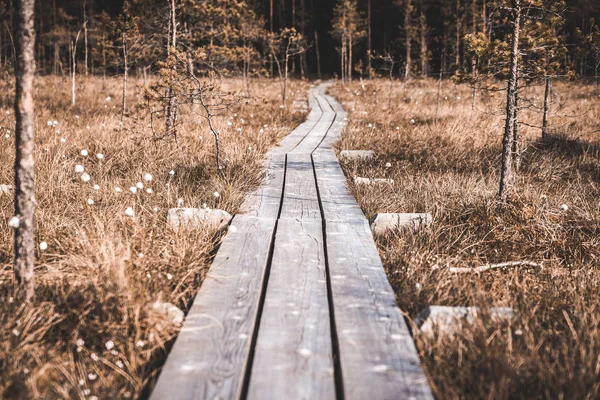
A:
324;220;434;400
279;153;321;220
247;219;335;400
150;215;276;400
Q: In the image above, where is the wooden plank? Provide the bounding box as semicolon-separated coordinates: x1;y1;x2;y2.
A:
291;92;336;155
323;220;434;400
241;153;286;218
247;219;335;400
312;150;365;222
150;215;276;400
279;153;321;220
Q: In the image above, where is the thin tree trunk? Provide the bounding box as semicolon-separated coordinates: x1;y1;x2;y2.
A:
13;0;37;301
367;0;372;78
542;76;551;138
419;7;427;76
405;0;412;81
341;37;345;83
165;0;177;137
348;35;353;82
512;89;520;172
498;0;521;203
121;35;127;122
83;0;88;76
314;30;321;79
455;0;461;68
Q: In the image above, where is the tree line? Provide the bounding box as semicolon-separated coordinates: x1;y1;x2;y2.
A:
0;0;599;81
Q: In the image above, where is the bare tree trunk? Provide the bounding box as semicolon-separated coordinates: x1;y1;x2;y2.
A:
542;76;551;138
165;0;177;137
367;0;372;78
348;35;353;82
13;0;36;301
405;0;412;81
83;0;88;76
419;7;427;76
455;0;461;69
341;37;346;83
498;0;521;204
512;89;520;172
121;34;127;122
315;30;321;79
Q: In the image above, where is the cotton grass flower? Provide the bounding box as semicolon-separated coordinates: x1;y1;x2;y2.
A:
169;170;175;176
146;188;153;194
560;204;569;211
105;340;114;350
80;149;88;156
75;164;85;173
8;216;20;229
143;173;153;182
39;241;48;251
96;153;104;159
115;187;122;193
124;207;135;217
87;198;94;205
385;162;392;168
177;198;183;206
93;184;100;191
136;182;144;189
129;186;137;194
80;173;91;182
213;191;220;198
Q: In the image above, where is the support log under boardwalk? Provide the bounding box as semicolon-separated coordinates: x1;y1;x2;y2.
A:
151;83;433;400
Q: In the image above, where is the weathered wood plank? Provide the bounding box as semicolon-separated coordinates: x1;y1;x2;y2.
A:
279;153;321;220
323;220;434;400
291;91;336;155
312;150;365;222
150;215;276;400
247;219;335;400
241;153;286;218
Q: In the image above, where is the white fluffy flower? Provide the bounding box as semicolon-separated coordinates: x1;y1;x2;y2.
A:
96;153;104;159
129;186;137;194
560;204;569;211
177;198;184;206
80;173;91;182
385;162;392;168
39;241;48;251
146;188;153;194
116;360;124;369
105;340;114;350
115;187;122;193
87;198;94;205
410;119;416;124
136;340;145;348
8;216;20;229
169;170;175;176
213;191;220;198
124;207;135;217
93;184;100;191
80;149;88;156
76;338;85;347
75;164;85;173
143;173;153;182
60;138;66;143
136;182;144;189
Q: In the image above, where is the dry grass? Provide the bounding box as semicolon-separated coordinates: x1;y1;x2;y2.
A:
0;75;307;399
331;79;600;399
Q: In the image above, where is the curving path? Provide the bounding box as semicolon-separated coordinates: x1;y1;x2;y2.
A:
151;83;433;400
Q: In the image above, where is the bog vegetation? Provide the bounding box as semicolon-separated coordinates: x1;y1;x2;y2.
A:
1;0;600;398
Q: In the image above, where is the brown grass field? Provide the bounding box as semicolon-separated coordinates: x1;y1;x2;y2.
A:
330;79;600;399
0;75;306;399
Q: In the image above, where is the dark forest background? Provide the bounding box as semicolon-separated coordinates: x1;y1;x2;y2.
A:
0;0;599;79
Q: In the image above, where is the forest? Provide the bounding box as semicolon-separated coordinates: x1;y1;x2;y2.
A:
1;0;600;399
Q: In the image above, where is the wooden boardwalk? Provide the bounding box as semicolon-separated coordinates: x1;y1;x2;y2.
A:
151;84;433;400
